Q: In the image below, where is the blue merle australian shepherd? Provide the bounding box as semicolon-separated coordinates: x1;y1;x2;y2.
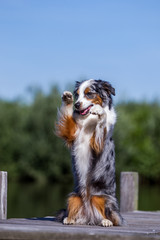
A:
56;79;123;227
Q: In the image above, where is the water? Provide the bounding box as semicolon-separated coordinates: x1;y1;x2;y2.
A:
8;182;73;218
7;181;160;218
138;184;160;211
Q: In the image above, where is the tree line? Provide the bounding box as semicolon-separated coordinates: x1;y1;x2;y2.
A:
0;87;160;183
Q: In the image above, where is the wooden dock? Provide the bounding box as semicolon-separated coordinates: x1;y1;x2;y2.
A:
0;211;160;240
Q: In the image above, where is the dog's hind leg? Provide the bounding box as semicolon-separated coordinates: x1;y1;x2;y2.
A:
91;195;113;227
105;207;123;226
91;195;123;226
105;196;123;226
63;194;83;225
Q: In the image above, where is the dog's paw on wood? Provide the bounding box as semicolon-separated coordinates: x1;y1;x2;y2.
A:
101;219;113;227
63;217;75;225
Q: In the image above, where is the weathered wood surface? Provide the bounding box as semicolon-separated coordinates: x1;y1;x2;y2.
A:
0;171;7;220
120;172;139;212
0;211;160;240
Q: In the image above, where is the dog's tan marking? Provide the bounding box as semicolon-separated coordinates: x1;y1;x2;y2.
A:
84;86;103;105
84;87;91;95
56;116;77;147
67;195;83;222
90;132;102;154
91;196;106;219
77;89;80;95
92;194;121;226
90;128;106;155
90;94;103;106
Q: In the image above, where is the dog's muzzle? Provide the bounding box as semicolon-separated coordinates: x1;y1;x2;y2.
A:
75;101;81;110
75;101;93;116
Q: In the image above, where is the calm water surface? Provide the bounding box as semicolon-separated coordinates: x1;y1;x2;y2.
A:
8;181;160;218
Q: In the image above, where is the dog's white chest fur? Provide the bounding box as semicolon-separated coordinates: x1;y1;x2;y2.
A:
73;127;92;186
72;106;116;187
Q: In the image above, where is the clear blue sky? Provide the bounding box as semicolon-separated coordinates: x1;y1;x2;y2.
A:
0;0;160;102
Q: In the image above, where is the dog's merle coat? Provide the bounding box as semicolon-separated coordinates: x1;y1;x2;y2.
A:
56;79;123;227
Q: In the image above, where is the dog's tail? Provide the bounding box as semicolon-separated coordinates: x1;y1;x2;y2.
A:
55;209;67;222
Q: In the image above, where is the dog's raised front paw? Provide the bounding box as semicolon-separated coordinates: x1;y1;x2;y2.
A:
63;217;75;225
101;219;113;227
62;91;73;105
90;105;104;117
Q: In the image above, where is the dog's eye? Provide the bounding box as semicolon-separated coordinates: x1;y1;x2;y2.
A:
86;92;95;99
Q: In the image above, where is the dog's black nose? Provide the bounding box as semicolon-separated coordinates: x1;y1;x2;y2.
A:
75;101;80;110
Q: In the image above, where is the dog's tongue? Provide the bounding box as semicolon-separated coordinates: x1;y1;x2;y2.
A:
80;105;92;115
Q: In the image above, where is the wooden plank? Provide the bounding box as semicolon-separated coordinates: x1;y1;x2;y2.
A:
0;171;7;219
0;211;159;240
120;172;139;212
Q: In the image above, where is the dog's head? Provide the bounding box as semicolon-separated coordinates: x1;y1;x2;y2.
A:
73;79;115;116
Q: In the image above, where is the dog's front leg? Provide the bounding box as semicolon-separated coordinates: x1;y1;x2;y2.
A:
56;91;77;147
60;91;74;116
89;105;107;154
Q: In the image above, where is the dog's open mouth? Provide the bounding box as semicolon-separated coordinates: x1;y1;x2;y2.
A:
79;105;93;116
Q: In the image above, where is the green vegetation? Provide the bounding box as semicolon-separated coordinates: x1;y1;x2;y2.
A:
0;88;160;183
115;102;160;182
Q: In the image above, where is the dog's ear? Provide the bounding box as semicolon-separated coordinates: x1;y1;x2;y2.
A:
96;80;115;96
75;81;81;89
102;81;115;96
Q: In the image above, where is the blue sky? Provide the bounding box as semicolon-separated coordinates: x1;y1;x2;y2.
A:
0;0;160;102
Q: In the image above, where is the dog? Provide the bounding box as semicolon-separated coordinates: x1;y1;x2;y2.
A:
56;79;123;227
